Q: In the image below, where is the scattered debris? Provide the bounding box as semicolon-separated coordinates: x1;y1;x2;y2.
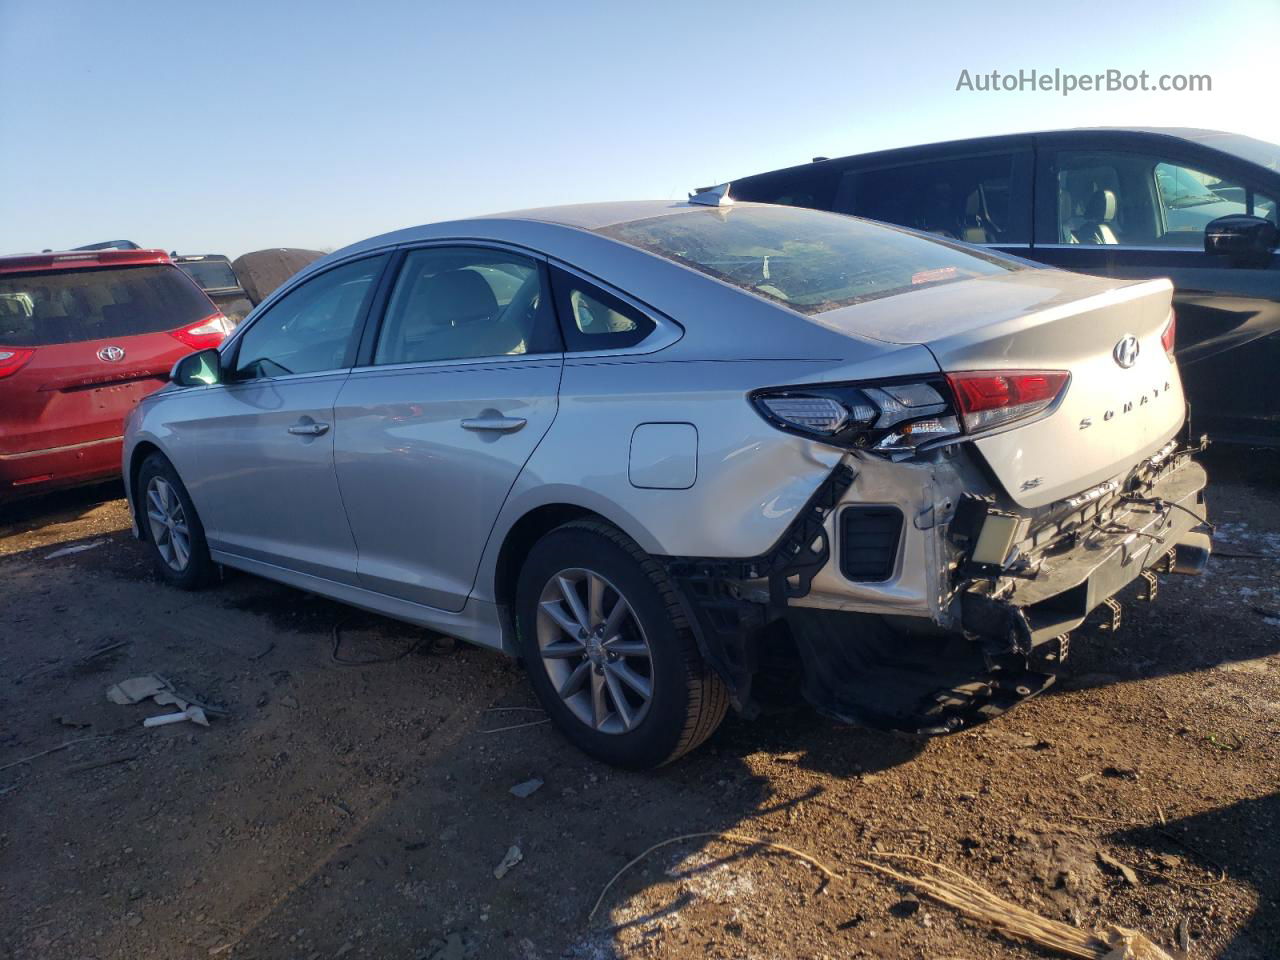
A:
16;640;130;685
1203;732;1243;752
280;695;299;710
481;719;549;734
510;778;544;799
587;832;1176;959
1097;850;1140;887
0;735;115;773
493;845;523;879
54;715;91;729
1102;766;1140;780
65;755;136;775
106;674;220;728
44;539;107;560
143;706;209;728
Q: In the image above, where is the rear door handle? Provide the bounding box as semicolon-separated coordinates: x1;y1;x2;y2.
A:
460;416;527;433
288;421;330;436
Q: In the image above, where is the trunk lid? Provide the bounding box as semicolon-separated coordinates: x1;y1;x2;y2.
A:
815;270;1183;508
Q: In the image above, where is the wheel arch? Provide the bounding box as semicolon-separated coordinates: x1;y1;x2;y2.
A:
127;440;164;541
492;503;613;617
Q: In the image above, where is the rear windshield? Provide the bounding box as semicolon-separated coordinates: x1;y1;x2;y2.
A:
0;264;213;347
597;205;1021;314
177;259;243;293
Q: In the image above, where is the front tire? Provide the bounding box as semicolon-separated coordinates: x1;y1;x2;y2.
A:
515;520;728;768
137;453;217;590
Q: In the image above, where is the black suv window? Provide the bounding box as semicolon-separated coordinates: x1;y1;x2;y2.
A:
835;152;1030;244
549;266;655;351
1044;150;1279;247
231;255;387;379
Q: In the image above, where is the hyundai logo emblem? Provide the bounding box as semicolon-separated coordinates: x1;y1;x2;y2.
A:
1112;335;1140;369
97;345;126;363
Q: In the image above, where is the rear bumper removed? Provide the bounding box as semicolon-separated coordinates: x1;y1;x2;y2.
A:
664;450;1210;734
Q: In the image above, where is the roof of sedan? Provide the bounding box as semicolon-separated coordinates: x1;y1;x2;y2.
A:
478;199;710;230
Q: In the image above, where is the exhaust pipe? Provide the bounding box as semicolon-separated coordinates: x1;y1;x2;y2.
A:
1170;534;1212;576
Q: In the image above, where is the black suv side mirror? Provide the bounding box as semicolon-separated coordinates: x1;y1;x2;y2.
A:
1204;214;1278;265
170;348;223;387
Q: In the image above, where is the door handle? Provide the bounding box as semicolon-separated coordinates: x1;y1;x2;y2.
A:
288;421;330;436
460;416;527;433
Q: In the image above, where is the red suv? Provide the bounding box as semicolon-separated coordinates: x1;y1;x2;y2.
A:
0;249;232;502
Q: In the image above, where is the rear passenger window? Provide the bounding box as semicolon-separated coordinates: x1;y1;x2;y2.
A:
550;267;655;352
374;248;560;365
836;153;1030;244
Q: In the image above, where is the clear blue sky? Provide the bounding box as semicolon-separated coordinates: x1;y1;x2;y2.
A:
2;0;1276;256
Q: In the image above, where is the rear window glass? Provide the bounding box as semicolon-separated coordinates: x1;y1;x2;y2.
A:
0;265;213;347
177;259;242;293
597;205;1021;315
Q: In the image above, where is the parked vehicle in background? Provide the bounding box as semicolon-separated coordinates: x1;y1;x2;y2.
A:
173;254;254;325
0;249;231;502
71;240;141;251
124;199;1209;768
172;249;325;326
231;248;324;307
732;128;1280;445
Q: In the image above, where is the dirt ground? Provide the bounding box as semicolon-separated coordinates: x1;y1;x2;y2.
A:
1;448;1277;960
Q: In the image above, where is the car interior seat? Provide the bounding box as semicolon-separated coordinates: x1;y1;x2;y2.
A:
961;185;997;244
391;268;525;362
1070;189;1120;245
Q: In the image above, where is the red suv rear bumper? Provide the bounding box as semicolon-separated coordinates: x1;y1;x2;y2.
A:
0;435;123;502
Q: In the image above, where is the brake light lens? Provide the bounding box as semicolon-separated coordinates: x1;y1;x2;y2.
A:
946;370;1070;433
0;347;35;380
753;379;962;457
169;313;234;350
1161;312;1176;357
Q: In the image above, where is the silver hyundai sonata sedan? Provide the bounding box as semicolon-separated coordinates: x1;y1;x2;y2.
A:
123;196;1210;767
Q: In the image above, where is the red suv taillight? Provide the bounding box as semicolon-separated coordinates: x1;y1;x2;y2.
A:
0;348;35;380
1161;312;1176;357
169;313;233;351
946;370;1071;433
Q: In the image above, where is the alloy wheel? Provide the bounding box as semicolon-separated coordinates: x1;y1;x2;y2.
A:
535;567;654;734
145;476;191;572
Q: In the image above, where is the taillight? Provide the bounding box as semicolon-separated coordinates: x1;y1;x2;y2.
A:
0;347;35;380
1161;312;1176;357
752;379;962;457
946;370;1070;433
169;313;233;350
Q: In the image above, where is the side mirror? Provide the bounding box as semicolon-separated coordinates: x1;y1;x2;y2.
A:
1204;214;1278;265
170;347;223;387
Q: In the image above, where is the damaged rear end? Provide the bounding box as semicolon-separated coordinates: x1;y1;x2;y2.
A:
671;269;1211;734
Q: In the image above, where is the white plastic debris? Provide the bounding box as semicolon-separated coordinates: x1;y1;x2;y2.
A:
142;706;209;728
106;675;216;728
493;845;523;879
509;778;544;799
45;539;107;560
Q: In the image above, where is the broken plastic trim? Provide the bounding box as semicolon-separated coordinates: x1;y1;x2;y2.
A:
661;463;856;712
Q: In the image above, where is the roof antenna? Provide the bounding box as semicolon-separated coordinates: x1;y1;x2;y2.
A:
688;182;733;207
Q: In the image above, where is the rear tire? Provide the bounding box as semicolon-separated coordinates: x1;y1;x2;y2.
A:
137;453;217;590
515;520;728;768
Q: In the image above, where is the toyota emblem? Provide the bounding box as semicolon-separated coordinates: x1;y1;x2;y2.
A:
1112;335;1140;369
97;345;126;363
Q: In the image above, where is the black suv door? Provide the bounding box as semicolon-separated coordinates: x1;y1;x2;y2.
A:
1031;132;1280;444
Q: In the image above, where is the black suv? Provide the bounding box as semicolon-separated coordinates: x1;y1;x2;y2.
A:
732;128;1280;445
